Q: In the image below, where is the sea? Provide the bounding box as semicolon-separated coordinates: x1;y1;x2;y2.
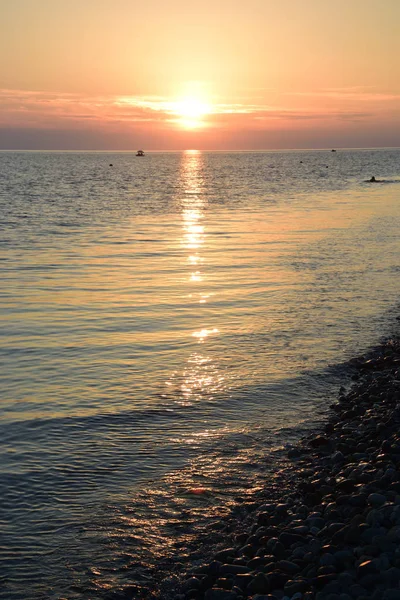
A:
1;149;400;599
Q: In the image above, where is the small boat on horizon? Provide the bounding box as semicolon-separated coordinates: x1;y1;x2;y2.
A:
136;150;145;157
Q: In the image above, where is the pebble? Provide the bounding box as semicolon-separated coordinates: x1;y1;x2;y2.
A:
283;579;309;596
277;561;301;575
246;573;270;594
214;549;236;562
368;493;387;507
219;564;249;575
181;577;201;592
204;590;238;600
320;553;335;567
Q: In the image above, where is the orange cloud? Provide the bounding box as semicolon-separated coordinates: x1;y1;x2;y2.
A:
1;88;393;131
1;87;399;151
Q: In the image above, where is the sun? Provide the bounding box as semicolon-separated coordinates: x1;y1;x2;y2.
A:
173;96;211;129
176;98;210;119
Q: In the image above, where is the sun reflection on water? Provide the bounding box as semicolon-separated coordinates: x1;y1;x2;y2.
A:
176;351;226;406
163;151;225;406
192;328;219;342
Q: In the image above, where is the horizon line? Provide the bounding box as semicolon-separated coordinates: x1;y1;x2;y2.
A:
1;145;400;153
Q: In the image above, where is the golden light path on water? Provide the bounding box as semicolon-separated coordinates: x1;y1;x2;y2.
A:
164;150;223;409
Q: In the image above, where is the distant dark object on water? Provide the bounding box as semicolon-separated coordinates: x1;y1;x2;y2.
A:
367;176;385;183
300;160;303;163
331;149;336;152
109;164;113;167
326;165;329;168
136;150;145;157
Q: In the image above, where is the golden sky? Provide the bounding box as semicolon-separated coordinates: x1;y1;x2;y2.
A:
1;0;400;149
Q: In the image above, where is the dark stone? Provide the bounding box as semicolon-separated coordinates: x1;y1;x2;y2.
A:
185;590;201;599
357;559;380;578
361;544;380;557
233;574;253;591
368;493;386;507
182;578;202;592
349;584;368;599
336;479;356;493
246;573;270;595
219;564;249;575
308;517;326;529
318;566;337;576
270;541;286;559
327;522;346;535
303;565;318;579
235;533;248;544
358;572;383;588
313;573;338;588
200;575;216;591
279;532;305;547
258;513;272;526
275;503;289;516
239;544;255;558
320;553;336;567
348;494;367;508
232;557;247;566
360;526;386;544
305;491;323;505
331;525;355;545
321;580;342;595
215;578;233;590
333;549;354;568
337;572;354;588
209;561;222;576
383;567;400;584
263;561;277;574
215;549;236;562
309;435;331;448
204;590;238;600
283;578;309;595
336;495;351;506
372;533;395;552
267;570;289;590
276;560;300;575
288;448;302;458
247;557;270;569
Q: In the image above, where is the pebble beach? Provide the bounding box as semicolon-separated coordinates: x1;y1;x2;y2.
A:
135;330;400;600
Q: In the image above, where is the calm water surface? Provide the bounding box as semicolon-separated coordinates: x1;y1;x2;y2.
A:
1;150;400;598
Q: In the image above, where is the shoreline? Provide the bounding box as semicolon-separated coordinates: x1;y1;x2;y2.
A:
130;330;400;600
